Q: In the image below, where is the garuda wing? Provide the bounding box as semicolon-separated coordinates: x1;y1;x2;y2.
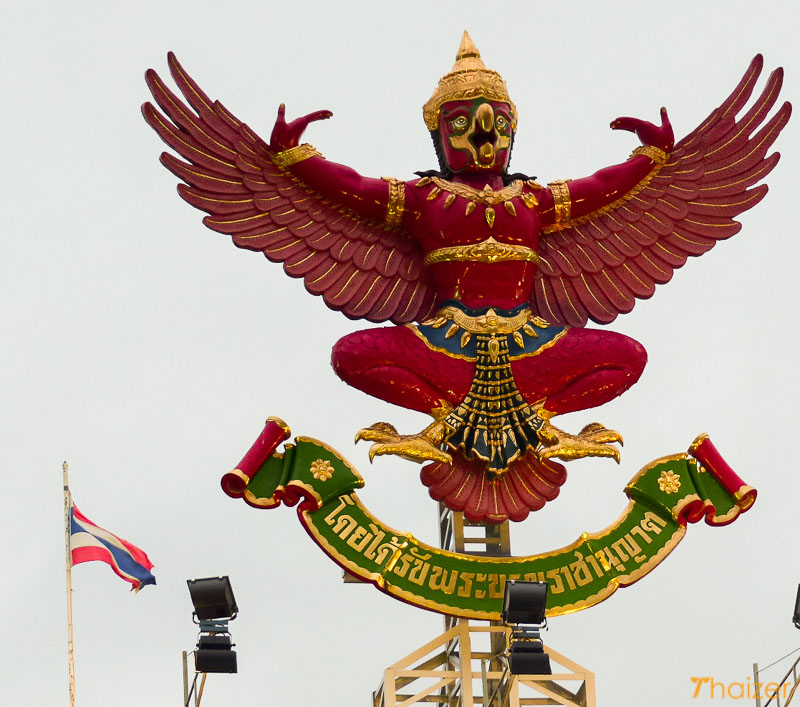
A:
533;55;791;327
143;53;435;324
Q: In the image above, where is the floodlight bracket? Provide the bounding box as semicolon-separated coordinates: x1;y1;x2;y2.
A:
511;626;544;642
197;619;232;633
192;610;238;625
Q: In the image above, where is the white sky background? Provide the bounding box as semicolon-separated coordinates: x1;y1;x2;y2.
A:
1;1;798;705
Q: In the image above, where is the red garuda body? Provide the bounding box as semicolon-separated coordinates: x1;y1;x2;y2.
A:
144;33;789;523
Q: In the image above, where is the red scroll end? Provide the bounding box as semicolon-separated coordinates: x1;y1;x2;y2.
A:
221;416;291;498
688;433;757;512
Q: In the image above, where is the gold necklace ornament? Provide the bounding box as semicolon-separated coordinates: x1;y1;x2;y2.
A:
415;177;539;228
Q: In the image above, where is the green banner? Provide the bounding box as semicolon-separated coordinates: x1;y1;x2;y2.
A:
237;435;754;619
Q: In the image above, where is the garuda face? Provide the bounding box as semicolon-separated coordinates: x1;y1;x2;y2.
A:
437;98;514;173
422;31;519;177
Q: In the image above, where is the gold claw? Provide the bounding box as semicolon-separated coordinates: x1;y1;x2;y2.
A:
539;443;621;464
537;418;623;464
369;440;452;465
578;423;624;446
355;422;399;445
356;415;452;465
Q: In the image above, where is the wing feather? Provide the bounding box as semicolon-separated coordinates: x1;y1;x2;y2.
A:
588;237;626;267
160;153;248;194
283;249;327;275
343;274;392;319
572;273;617;323
594;270;635;314
634;250;673;284
533;275;562;324
552;275;587;327
617;261;655;299
145;70;236;159
266;240;309;263
651;194;689;220
607;231;642;258
370;279;411;321
177;184;254;215
144;103;240;178
571;241;605;273
144;54;434;323
533;56;789;325
651;240;689;268
664;228;720;255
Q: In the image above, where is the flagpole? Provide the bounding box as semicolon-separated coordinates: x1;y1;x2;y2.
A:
63;461;76;707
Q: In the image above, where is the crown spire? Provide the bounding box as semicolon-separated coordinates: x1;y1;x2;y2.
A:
422;31;516;132
456;30;480;60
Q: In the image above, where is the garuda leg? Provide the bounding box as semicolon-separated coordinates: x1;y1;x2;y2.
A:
331;326;473;463
331;323;646;465
510;327;647;462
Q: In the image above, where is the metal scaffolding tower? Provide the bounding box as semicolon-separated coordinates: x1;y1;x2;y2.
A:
369;505;596;707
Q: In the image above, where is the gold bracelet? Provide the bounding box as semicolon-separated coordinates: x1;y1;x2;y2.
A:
630;144;668;166
381;177;406;230
271;143;322;169
548;179;572;225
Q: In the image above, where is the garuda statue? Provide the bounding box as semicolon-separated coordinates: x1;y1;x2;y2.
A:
144;32;789;524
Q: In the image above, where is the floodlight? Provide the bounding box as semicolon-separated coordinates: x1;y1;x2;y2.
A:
793;584;800;629
187;576;238;621
509;641;552;675
502;580;551;676
502;580;548;626
183;575;240;694
195;634;237;674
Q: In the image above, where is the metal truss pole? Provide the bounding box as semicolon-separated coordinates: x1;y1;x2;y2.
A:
369;505;596;707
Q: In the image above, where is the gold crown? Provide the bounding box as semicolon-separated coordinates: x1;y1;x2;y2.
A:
422;31;516;132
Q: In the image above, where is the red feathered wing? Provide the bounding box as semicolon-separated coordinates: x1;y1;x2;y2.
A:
533;55;791;327
143;53;435;324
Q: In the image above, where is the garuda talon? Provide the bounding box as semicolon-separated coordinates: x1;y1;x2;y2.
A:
144;33;790;524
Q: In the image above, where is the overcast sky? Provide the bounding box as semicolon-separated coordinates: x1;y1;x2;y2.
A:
2;1;798;705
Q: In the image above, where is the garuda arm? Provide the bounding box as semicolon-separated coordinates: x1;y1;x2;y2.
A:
538;107;675;228
143;53;435;324
267;104;404;227
531;55;790;327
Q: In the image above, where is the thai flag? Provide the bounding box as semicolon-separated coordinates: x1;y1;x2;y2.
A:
69;503;156;591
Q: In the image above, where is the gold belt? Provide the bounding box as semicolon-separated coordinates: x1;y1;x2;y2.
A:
423;236;540;267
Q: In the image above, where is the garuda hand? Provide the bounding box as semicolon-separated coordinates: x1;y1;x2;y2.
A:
269;104;333;151
610;107;674;152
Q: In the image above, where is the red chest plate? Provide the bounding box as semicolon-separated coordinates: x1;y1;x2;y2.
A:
408;179;542;308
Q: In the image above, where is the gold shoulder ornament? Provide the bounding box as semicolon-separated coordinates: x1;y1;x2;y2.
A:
381;177;406;230
548;179;572;226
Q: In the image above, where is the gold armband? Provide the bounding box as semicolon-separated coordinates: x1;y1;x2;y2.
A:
271;143;322;169
548;179;572;226
381;177;406;230
630;144;668;166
